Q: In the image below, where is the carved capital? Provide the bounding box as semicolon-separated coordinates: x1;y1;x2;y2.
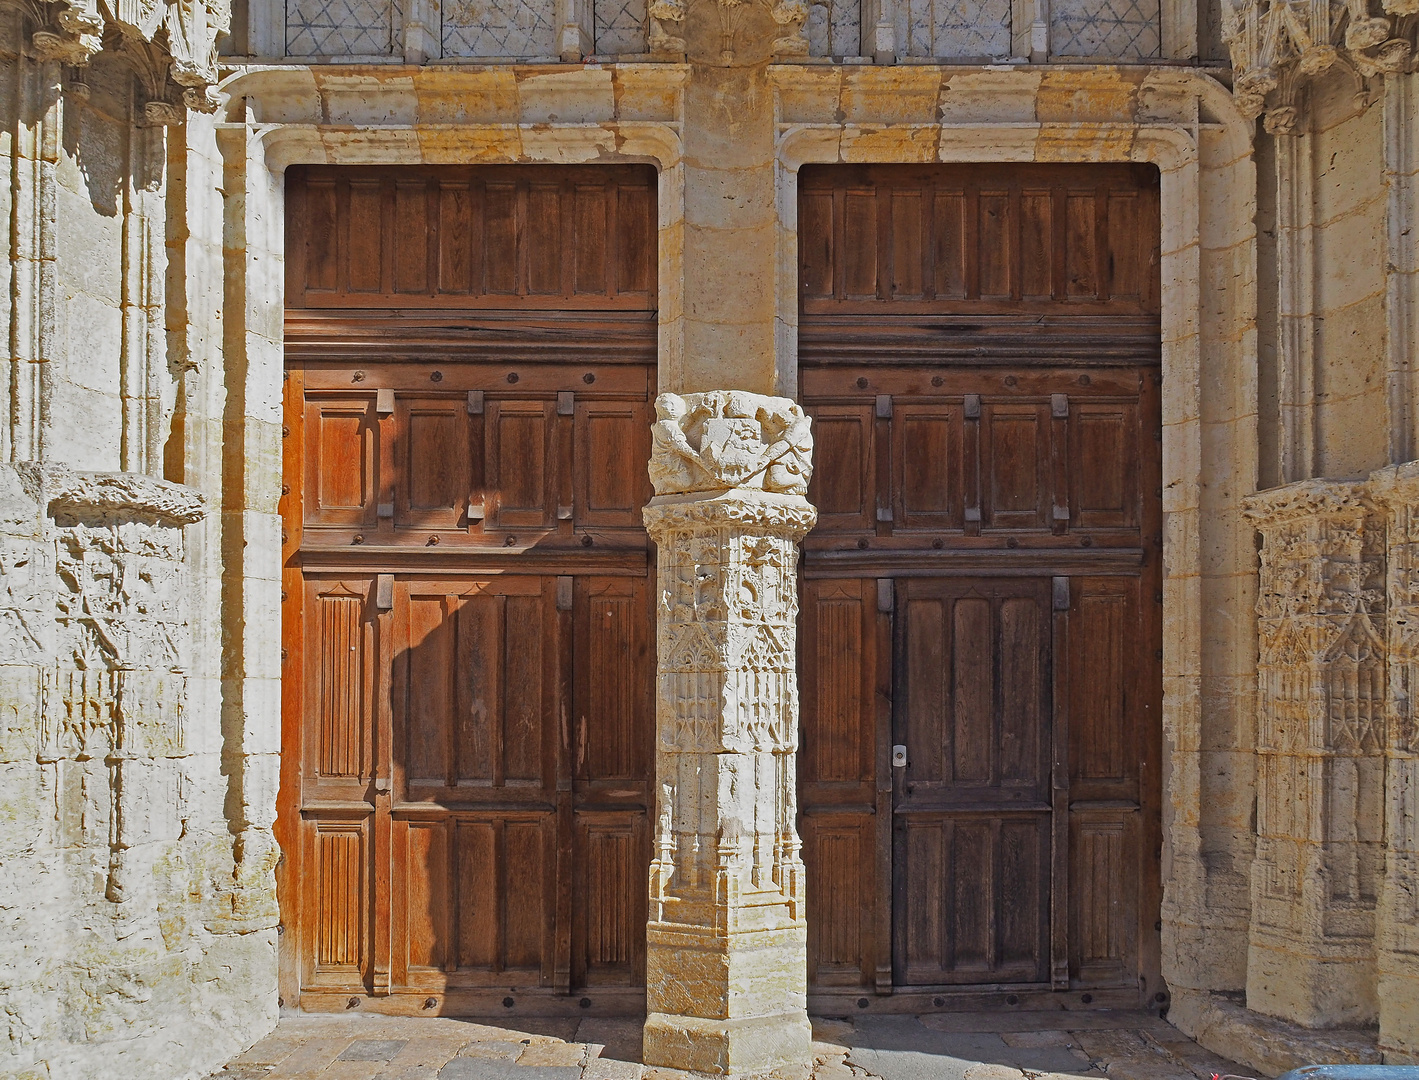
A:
1222;0;1413;124
644;491;818;543
648;390;814;498
19;0;228;110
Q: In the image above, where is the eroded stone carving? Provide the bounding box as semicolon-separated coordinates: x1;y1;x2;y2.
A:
649;391;813;497
4;465;205;910
642;391;815;1077
1223;0;1414;130
1245;478;1388;1026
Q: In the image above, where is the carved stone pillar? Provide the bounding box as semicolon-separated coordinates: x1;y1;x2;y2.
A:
1243;480;1386;1029
641;391;815;1077
1369;463;1419;1062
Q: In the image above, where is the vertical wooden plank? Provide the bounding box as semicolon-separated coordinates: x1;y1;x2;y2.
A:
346;180;383;293
843;191;878;298
952;597;993;783
934;189;966;299
456;820;498;970
526;182;563;296
1106;189;1141;302
438;182;472;295
394;179;429;294
404;592;451;786
277;369;306;1007
890;190;923;299
455;593;502;784
874;582;894;993
504;820;548;974
484;181;517;295
504;593;545;782
1051;577;1071;988
1020;189;1052;300
554;576;573;993
1065;190;1098;297
800;189;835;300
575;183;608;296
404;820;446;970
304;177;338;295
977;190;1011;299
372;581;394;994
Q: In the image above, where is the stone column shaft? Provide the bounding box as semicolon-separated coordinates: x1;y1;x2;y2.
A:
642;391;815;1077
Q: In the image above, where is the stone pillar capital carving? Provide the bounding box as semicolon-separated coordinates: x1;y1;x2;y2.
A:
1223;0;1414;131
642;389;815;1077
18;0;229;114
648;390;814;498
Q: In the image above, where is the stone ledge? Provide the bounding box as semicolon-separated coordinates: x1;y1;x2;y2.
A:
14;463;206;525
1169;989;1380;1077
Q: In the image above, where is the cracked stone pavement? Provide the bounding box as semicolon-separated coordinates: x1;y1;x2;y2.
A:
210;1011;1250;1080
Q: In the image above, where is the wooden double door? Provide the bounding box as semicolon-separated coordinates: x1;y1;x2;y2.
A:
797;163;1164;1006
277;164;659;1012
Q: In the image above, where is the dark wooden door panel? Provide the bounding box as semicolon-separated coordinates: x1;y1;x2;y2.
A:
390;813;555;987
898;579;1050;802
892;577;1052;986
296;365;653;551
895;815;1049;984
799;164;1161;1004
799;163;1160;316
287;165;658;311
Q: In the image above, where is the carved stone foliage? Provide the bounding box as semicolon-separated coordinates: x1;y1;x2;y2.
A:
14;0;229;113
1223;0;1415;131
641;391;815;1076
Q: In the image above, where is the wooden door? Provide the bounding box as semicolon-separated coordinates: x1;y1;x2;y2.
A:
797;163;1163;1009
277;165;658;1015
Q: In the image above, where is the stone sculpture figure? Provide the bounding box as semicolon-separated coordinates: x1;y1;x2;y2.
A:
648;391;813;496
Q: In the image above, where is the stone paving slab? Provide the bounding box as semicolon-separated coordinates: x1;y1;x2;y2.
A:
209;1012;1249;1080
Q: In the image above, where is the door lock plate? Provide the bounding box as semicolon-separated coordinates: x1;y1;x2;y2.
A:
892;744;908;768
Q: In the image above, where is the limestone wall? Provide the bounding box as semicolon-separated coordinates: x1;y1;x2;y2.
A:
0;14;278;1079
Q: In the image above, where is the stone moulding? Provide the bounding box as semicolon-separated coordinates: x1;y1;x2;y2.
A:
641;390;815;1077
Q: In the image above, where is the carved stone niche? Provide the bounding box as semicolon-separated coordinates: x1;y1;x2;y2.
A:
1223;0;1414;133
1243;478;1387;1028
642;391;815;1077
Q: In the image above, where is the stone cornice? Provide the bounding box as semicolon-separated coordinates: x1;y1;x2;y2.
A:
643;490;818;539
1243;477;1372;526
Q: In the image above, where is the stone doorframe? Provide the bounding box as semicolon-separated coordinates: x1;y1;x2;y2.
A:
210;60;1260;1067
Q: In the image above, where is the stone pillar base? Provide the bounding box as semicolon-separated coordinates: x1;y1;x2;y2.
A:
644;1012;813;1076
